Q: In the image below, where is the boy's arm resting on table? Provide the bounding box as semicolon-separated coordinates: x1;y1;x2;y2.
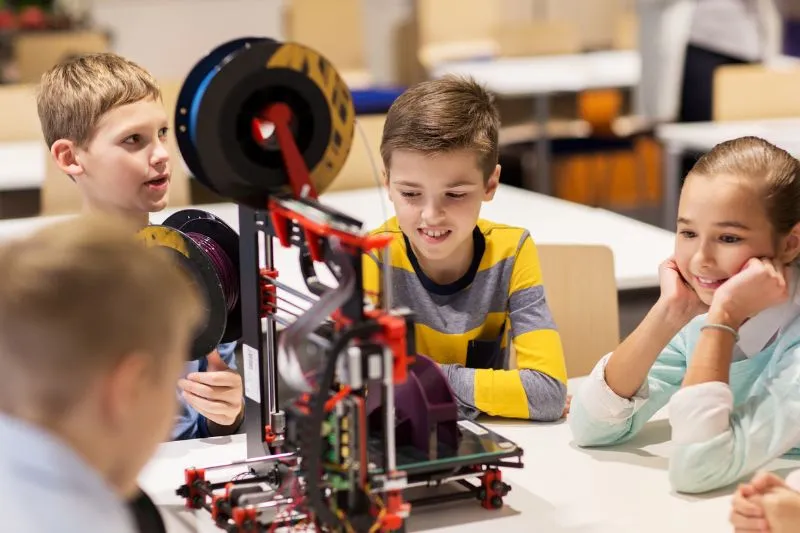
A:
568;334;687;447
441;363;566;421
667;347;800;494
452;233;568;421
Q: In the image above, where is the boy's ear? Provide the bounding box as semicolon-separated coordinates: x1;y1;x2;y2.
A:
100;351;150;430
484;164;501;201
779;221;800;264
51;139;84;176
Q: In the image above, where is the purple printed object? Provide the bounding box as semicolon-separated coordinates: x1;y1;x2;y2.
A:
366;354;460;457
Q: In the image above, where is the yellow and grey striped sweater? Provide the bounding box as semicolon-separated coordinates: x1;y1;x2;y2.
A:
363;217;567;420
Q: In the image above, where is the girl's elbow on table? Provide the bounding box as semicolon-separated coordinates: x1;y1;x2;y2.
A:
668;446;736;494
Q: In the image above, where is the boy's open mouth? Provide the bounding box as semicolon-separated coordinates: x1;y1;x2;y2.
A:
145;176;169;189
418;228;451;243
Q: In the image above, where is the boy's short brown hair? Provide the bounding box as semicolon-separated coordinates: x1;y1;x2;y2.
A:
37;52;161;148
380;75;500;179
0;214;203;424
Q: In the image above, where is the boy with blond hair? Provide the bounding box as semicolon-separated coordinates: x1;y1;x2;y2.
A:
363;76;568;421
36;52;243;439
0;214;203;532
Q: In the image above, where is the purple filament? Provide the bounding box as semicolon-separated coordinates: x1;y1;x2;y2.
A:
186;232;239;312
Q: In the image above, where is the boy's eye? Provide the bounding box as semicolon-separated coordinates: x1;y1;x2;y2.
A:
447;192;467;199
158;127;169;138
123;134;141;144
399;191;419;198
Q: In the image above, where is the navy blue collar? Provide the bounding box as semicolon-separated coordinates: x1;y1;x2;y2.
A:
402;226;485;296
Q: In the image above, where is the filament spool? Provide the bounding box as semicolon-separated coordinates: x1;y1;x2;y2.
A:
174;37;356;207
139;209;241;360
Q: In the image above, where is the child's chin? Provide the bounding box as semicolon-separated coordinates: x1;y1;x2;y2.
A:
148;197;169;211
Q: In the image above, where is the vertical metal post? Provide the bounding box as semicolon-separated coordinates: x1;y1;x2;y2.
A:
241;205;277;459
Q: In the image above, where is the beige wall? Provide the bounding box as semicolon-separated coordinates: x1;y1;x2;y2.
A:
85;0;634;86
89;0;286;82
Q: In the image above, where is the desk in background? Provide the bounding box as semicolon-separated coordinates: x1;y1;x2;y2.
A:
0;185;673;291
656;118;800;230
431;50;641;196
139;377;800;533
0;141;44;191
0;185;673;335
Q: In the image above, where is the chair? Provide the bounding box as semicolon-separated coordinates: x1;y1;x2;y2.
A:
0;84;40;142
493;20;581;58
415;0;499;69
522;243;620;378
325;114;386;193
713;63;800;121
0;84;44;217
283;0;372;86
13;31;110;84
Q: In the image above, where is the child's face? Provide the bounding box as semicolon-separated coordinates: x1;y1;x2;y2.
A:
386;149;499;270
112;327;192;497
675;174;778;306
71;98;171;217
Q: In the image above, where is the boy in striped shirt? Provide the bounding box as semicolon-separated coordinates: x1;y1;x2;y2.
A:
363;76;567;421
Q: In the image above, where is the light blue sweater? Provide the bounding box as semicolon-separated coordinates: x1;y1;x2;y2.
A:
569;314;800;494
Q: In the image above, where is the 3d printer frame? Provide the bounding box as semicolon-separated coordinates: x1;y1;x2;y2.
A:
174;39;524;533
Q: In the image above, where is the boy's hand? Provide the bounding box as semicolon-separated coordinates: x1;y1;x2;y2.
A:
730;483;769;532
762;486;800;533
751;472;788;493
730;472;792;533
179;350;244;428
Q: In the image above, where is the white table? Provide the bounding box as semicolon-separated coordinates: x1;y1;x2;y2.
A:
432;50;641;195
431;51;640;98
0;141;45;191
139;378;800;533
0;186;673;290
656;118;800;229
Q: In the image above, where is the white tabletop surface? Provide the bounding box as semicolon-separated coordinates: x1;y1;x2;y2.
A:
431;50;640;97
0;186;672;290
0;141;45;191
139;378;800;533
656;117;800;154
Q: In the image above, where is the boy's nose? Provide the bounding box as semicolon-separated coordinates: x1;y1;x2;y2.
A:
422;201;445;223
152;141;170;164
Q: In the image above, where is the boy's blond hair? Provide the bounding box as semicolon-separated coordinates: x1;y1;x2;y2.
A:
380;75;500;180
0;215;203;424
37;52;162;148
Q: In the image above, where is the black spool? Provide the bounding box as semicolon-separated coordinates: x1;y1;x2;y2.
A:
163;209;242;343
175;38;356;207
175;36;271;193
139;209;241;360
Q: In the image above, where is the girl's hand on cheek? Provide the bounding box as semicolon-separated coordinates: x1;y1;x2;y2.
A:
711;258;791;327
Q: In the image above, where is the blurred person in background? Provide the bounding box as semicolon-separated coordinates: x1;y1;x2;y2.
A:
636;0;785;189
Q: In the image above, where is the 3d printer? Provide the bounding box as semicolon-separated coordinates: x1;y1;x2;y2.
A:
164;37;525;532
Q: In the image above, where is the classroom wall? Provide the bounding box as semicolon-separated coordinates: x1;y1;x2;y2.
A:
85;0;636;87
89;0;286;82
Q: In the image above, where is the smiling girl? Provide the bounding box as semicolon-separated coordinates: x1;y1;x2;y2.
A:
569;136;800;494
